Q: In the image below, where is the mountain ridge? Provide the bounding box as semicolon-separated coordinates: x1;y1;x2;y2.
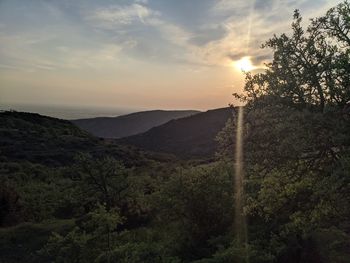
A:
119;107;233;158
72;109;200;138
0;110;176;167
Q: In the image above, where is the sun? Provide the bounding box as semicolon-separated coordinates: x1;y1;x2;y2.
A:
234;56;255;72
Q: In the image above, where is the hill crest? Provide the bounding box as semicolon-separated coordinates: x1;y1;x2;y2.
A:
119;107;233;158
72;110;200;138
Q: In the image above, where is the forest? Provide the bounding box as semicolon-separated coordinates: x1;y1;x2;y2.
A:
1;1;350;262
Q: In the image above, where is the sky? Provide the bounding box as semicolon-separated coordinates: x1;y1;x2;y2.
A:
0;0;343;111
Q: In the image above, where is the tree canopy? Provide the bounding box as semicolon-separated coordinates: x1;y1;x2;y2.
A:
235;1;350;112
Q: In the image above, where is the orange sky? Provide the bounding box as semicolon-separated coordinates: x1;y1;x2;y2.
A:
0;0;342;111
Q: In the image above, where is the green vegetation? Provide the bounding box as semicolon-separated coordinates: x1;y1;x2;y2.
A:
1;1;350;262
120;107;233;158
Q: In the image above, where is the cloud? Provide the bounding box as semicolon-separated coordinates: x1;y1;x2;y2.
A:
203;0;341;69
60;44;124;69
88;3;160;27
253;0;275;11
85;2;195;63
189;25;227;46
0;0;342;74
212;0;250;14
0;27;134;72
135;0;148;4
73;1;279;68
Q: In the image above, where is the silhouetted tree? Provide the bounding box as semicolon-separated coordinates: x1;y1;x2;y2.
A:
235;1;350;112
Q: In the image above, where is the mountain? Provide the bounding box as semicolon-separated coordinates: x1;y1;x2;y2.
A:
72;110;200;138
119;107;233;158
0;111;174;167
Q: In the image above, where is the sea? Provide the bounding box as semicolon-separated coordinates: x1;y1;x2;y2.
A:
0;103;141;120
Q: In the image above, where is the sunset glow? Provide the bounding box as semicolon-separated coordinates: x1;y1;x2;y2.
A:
234;57;255;72
0;0;342;111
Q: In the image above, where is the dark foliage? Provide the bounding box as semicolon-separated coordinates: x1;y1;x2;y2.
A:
120;107;233;158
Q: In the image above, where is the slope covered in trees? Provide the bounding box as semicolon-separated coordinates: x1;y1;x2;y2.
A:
72;110;200;138
120;107;233;158
0;111;175;167
0;110;236;263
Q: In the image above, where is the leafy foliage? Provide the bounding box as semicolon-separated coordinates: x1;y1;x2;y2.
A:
234;2;350;112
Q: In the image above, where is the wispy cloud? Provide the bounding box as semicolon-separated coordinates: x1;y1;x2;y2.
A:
203;0;343;68
87;3;160;27
1;0;342;72
77;0;342;70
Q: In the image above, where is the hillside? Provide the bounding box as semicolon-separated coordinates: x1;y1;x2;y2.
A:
72;110;200;138
0;110;179;262
119;107;233;158
0;111;174;167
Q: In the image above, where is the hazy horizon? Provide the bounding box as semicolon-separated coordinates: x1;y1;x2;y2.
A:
0;102;209;119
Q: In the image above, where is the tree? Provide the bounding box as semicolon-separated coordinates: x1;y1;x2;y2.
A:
154;163;235;261
313;1;350;46
75;154;129;212
225;2;350;262
234;1;350;112
41;204;122;263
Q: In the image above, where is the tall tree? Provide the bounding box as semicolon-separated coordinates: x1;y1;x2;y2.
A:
235;1;350;111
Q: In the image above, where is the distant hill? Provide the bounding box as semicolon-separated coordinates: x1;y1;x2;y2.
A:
119;107;233;158
72;110;200;138
0;111;174;167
